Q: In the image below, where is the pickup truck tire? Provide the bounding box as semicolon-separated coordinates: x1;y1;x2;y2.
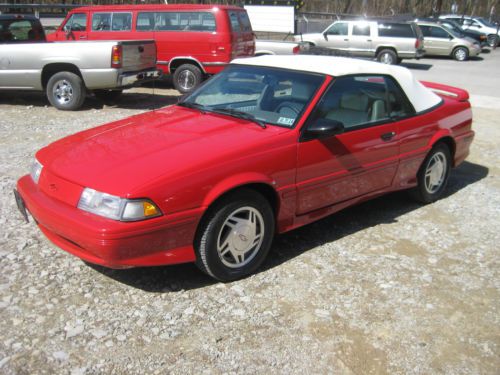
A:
173;64;202;94
377;49;398;65
46;72;86;111
94;89;123;103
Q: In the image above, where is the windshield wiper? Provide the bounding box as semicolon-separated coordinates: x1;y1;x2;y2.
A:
210;108;267;129
177;101;208;113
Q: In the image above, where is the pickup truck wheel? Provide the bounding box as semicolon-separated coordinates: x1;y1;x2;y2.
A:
377;49;397;65
453;47;469;61
46;72;86;110
195;189;275;282
94;89;123;103
409;143;451;204
173;64;202;94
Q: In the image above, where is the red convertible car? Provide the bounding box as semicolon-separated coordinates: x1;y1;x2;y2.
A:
15;55;474;281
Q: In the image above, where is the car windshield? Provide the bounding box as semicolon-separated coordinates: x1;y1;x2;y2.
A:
180;65;325;128
475;17;497;28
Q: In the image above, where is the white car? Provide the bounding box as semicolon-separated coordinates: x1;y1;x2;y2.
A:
439;15;500;47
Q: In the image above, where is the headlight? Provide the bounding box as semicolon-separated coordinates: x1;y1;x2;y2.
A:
77;188;161;221
30;159;43;184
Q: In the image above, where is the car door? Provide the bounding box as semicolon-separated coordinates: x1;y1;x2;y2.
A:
295;75;400;215
57;11;89;41
420;25;452;55
319;21;349;50
348;22;373;57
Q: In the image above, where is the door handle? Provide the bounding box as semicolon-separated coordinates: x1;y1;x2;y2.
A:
344;38;349;41
367;39;372;42
79;35;87;39
380;131;396;141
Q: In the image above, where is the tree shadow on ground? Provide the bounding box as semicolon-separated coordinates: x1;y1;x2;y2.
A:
89;161;488;292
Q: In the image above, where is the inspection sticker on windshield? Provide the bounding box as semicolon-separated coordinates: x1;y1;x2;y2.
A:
277;117;294;126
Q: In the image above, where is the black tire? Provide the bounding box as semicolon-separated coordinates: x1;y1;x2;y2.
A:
487;34;498;48
377;49;398;65
452;46;469;61
46;71;86;110
94;89;123;103
409;143;451;204
172;64;203;94
195;189;275;282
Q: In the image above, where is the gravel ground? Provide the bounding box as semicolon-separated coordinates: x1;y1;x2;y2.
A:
1;52;499;374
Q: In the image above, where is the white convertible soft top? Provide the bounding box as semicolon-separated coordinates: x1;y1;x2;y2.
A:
232;55;442;113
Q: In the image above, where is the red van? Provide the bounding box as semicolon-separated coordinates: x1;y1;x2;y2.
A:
47;4;255;93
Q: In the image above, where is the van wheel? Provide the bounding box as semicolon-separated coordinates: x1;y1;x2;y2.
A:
453;47;469;61
173;64;202;94
46;71;86;110
195;189;275;282
377;49;397;65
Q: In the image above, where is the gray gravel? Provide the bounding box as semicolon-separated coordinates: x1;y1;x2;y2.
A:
1;53;499;374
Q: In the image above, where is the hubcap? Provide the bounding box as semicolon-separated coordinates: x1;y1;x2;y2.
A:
380;53;393;64
217;207;264;269
178;70;195;91
424;152;447;194
487;35;498;47
52;79;73;105
455;49;466;61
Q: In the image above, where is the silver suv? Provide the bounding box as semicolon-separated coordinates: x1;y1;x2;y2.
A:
295;20;424;65
439;15;500;47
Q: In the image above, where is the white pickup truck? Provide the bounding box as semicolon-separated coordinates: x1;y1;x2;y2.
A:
0;15;160;110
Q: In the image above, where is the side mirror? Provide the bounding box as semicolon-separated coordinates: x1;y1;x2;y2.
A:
323;32;329;41
304;118;344;140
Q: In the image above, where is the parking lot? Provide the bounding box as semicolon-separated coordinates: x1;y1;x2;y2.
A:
0;50;499;374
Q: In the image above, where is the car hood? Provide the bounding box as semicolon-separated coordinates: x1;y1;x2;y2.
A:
37;106;289;196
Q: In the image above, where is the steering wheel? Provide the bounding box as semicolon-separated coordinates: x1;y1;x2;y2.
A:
275;102;300;116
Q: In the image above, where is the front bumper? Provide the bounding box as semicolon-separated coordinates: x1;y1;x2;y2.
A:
15;175;198;268
118;68;162;87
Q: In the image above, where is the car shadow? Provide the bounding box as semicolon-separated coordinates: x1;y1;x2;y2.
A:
88;160;488;292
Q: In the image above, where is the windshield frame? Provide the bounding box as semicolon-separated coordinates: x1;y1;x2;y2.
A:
179;64;327;129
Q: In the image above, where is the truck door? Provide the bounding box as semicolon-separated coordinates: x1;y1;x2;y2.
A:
59;12;88;41
349;22;373;57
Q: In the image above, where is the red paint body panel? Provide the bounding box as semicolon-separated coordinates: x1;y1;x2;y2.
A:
16;75;474;269
46;4;255;75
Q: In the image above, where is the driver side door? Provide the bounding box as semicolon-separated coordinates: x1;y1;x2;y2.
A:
296;75;404;215
319;22;349;51
58;12;88;41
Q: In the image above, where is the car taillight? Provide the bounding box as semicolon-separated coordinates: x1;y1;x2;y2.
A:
292;45;300;54
415;39;421;49
111;45;122;68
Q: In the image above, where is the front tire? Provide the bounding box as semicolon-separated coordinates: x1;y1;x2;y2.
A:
172;64;203;94
487;34;498;48
195;189;275;282
409;143;451;204
453;47;469;61
46;71;86;110
377;49;397;65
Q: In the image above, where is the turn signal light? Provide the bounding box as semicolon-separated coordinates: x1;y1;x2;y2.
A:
111;45;122;68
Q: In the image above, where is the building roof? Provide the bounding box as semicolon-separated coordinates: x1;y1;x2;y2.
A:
232;55;442;113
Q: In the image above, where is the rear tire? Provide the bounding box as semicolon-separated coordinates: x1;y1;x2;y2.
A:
452;46;469;61
409;143;451;204
46;71;86;110
172;64;203;94
195;189;275;282
377;49;397;65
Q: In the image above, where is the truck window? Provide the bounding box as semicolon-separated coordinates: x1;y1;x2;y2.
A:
353;24;370;36
111;13;132;31
238;12;252;32
0;19;42;42
325;22;348;36
65;13;87;32
136;12;155;31
378;23;414;38
229;12;241;32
